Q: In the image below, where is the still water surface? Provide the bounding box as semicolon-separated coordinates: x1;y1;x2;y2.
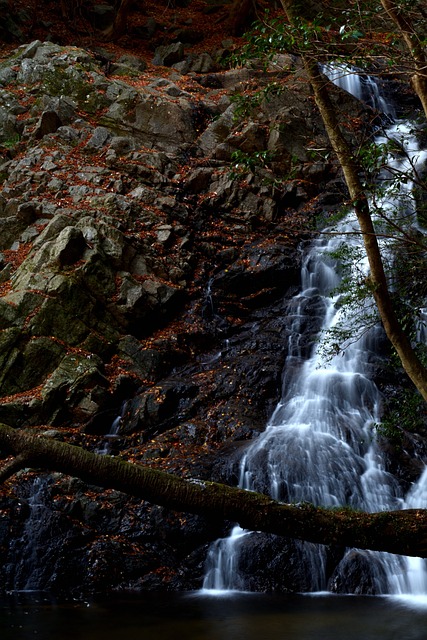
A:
1;592;427;640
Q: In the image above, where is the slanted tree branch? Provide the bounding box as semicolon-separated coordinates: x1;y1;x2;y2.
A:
0;423;426;558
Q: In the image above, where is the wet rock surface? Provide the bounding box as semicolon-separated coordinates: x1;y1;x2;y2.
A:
0;40;417;597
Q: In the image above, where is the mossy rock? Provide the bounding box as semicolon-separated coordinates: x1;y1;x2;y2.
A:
41;352;109;410
2;336;67;396
0;400;35;426
79;252;119;298
0;332;67;396
28;296;92;346
0;299;22;329
41;65;109;115
0;291;45;330
0;327;22;393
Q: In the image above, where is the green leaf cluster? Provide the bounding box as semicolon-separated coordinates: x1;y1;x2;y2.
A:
228;149;275;179
377;386;427;441
227;12;325;69
229;82;285;121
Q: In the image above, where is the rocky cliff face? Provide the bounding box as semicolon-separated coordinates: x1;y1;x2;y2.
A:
0;40;408;596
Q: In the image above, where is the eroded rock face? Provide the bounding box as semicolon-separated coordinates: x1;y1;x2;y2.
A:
1;40;337;428
0;40;385;596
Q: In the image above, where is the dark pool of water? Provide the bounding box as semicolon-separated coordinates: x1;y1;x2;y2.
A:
1;591;427;640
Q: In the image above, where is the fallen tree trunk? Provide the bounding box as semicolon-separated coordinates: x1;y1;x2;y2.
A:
0;422;426;557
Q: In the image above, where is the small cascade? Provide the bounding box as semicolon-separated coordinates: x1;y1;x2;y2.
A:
96;402;127;455
11;476;54;592
386;468;427;595
202;277;215;320
321;63;394;117
204;527;252;592
203;65;427;595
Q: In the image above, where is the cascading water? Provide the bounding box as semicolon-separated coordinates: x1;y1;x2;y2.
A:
322;63;394;117
203;66;427;595
96;401;128;455
10;476;54;592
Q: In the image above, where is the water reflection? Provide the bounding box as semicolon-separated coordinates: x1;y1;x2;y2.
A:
1;593;427;640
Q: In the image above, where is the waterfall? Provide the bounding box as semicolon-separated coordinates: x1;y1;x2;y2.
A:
96;402;127;455
321;63;394;117
203;66;427;595
10;476;54;592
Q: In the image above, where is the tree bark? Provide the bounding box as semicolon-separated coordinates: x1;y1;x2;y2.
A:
279;0;427;402
1;423;427;558
101;0;134;41
228;0;257;36
380;0;427;120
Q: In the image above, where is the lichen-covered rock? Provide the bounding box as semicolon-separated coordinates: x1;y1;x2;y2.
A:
41;352;109;422
101;89;200;151
198;103;236;156
0;334;66;396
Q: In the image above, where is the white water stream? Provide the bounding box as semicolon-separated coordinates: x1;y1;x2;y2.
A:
203;66;427;596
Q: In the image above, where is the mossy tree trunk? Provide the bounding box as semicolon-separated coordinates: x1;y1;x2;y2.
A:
1;423;427;557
